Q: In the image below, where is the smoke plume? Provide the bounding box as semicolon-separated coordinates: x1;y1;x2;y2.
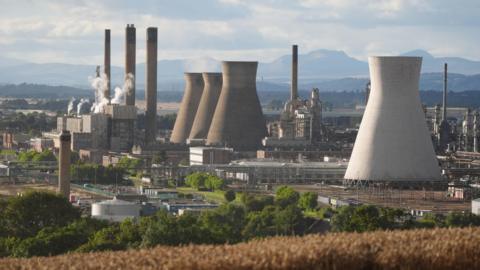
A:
77;98;91;115
89;73;109;113
111;73;134;104
67;97;78;115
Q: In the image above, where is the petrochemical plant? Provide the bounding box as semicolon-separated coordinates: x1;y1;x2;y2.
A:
4;22;480;221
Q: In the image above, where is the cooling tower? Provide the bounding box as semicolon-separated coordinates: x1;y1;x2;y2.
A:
125;24;136;106
170;73;204;144
145;27;158;146
58;130;71;198
189;73;223;140
104;29;111;101
206;61;267;150
344;56;441;183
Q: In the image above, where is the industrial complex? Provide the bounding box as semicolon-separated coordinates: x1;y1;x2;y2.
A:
2;23;480;223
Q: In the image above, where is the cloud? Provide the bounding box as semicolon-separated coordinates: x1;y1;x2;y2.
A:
0;0;478;65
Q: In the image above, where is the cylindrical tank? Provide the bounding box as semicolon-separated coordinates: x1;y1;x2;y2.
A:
344;56;441;182
206;61;267;150
91;197;140;222
189;73;223;140
170;73;204;144
58;130;71;198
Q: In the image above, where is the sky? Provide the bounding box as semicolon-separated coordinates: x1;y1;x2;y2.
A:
0;0;479;65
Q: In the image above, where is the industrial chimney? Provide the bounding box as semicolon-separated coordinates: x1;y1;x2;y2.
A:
58;130;71;198
291;45;298;101
104;29;111;101
145;27;158;146
189;73;223;140
206;61;267;150
125;24;136;106
438;63;450;152
344;56;441;183
170;73;204;144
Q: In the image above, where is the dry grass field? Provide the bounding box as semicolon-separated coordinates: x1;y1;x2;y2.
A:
1;227;479;270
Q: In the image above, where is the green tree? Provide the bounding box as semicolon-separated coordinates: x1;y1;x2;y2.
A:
274;205;306;235
2;191;80;238
224;190;236;202
275;186;300;208
242;205;276;239
445;212;480;228
205;175;226;191
199;204;246;244
298;192;318;211
32;150;56;162
240;193;274;212
185;172;208;190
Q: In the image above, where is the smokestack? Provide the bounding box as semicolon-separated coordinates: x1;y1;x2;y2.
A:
443;63;447;122
125;24;136;106
170;73;204;144
189;73;223;140
145;27;158;146
291;45;298;101
104;29;111;101
206;61;267;150
58;130;71;198
344;56;441;183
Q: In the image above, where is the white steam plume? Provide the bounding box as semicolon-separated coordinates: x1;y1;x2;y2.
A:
77;98;91;115
89;73;109;113
67;97;77;115
111;73;134;104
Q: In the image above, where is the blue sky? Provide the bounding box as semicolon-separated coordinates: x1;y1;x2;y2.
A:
0;0;478;65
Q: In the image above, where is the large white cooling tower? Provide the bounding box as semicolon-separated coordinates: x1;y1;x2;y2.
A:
344;56;441;182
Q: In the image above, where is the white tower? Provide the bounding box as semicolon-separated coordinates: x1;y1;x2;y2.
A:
344;56;441;183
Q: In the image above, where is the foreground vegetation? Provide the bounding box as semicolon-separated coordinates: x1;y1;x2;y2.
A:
1;227;480;270
1;186;480;259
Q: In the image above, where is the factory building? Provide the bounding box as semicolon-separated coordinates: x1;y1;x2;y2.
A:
345;56;441;185
49;24;160;155
264;45;323;147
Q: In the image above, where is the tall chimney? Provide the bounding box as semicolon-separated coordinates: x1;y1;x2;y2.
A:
291;45;298;101
58;130;71;198
104;29;111;101
145;27;158;146
443;63;447;122
125;24;136;106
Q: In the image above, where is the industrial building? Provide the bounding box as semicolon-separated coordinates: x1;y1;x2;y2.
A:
48;24;160;157
265;45;323;146
345;56;442;186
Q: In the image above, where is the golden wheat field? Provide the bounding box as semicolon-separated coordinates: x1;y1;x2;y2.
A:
1;227;480;270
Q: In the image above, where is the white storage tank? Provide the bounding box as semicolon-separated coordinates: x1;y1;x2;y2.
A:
91;197;140;222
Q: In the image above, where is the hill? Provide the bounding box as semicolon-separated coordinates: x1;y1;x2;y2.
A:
1;227;479;270
2;49;480;91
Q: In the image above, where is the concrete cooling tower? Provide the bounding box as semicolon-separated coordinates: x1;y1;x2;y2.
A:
206;61;267;150
170;73;204;144
189;73;223;140
344;56;441;184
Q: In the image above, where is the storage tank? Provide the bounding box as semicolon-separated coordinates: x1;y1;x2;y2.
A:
344;56;441;183
170;73;204;144
91;197;140;222
206;61;267;150
189;73;223;140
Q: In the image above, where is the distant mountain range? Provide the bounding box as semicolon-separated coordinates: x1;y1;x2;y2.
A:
1;49;480;92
